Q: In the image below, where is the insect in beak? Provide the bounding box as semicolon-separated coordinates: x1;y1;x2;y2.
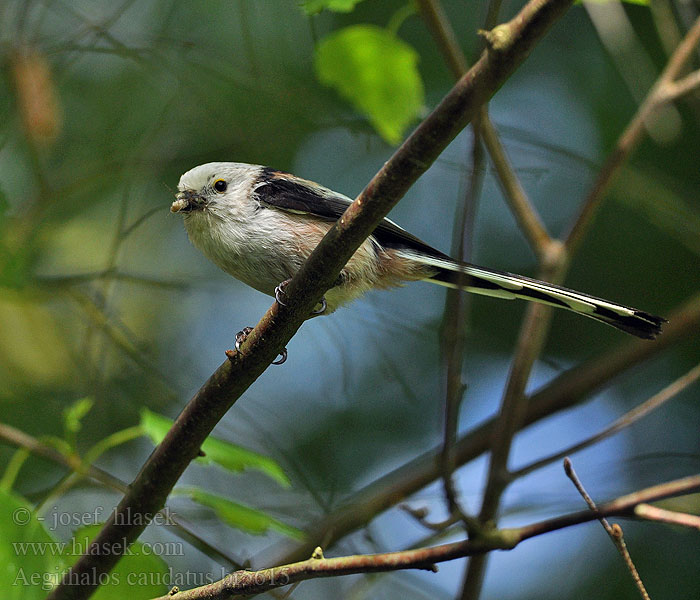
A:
171;189;204;213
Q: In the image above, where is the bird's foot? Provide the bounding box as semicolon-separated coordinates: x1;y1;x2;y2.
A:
311;296;327;315
235;327;254;351
272;348;287;365
275;278;327;317
226;326;287;365
274;279;291;306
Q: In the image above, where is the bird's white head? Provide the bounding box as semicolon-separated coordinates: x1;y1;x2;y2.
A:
171;162;262;218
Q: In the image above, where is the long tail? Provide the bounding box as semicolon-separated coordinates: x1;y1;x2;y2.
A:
396;250;665;339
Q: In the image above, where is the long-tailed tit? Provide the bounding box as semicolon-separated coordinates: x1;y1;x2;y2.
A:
171;162;664;340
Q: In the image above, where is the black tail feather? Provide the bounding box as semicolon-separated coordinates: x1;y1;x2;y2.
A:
419;256;666;339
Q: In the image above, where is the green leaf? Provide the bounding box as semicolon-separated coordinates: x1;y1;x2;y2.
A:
0;489;65;599
65;525;169;599
195;430;291;487
63;397;94;434
177;487;304;540
140;409;290;487
299;0;365;15
315;25;424;144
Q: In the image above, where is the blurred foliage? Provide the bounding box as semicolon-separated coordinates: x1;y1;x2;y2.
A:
63;398;94;450
64;525;170;599
0;488;64;599
0;489;168;598
300;0;367;15
0;0;698;598
175;487;304;540
141;409;291;487
315;23;424;144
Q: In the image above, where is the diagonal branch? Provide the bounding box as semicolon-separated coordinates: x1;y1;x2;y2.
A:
47;1;576;598
416;0;469;79
479;114;554;258
438;129;485;529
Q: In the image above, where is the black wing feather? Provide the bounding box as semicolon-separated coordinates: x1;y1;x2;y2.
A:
255;168;447;259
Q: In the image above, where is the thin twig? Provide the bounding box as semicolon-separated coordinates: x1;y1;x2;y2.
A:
479;112;554;259
416;0;469;79
564;458;650;600
649;0;683;58
565;16;700;254
440;114;488;527
478;292;558;515
119;204;169;239
657;68;700;103
400;504;463;532
417;0;553;260
419;0;484;528
634;504;700;530
511;363;700;479
36;270;189;289
461;288;560;599
517;474;700;539
67;287;179;397
152;474;700;600
439;126;485;531
80;173;130;383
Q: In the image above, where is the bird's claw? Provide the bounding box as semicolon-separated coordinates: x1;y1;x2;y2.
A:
234;327;254;351
275;279;327;316
274;279;291;306
272;348;287;365
229;326;287;366
311;296;327;315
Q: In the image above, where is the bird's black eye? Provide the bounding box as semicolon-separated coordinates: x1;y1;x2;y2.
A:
213;179;227;193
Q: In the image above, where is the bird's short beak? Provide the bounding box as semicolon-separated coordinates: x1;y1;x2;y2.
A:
171;189;203;213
